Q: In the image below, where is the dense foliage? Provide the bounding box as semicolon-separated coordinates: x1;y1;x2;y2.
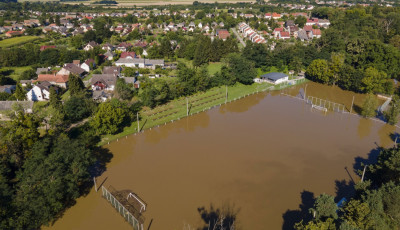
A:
295;146;400;230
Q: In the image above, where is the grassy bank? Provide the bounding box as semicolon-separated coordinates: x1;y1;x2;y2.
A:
99;80;308;145
0;36;40;48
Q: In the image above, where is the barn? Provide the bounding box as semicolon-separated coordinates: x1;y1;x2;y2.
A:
260;72;289;84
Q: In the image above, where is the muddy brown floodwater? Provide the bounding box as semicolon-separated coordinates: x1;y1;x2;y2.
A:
47;85;396;230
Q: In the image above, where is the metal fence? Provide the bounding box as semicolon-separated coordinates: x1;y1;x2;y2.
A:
101;186;144;230
307;96;346;113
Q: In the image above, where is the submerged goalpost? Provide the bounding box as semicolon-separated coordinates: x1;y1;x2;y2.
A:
101;186;145;230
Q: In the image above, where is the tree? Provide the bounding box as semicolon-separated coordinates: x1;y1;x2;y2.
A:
68;74;85;95
13;83;26;101
361;94;378;118
115;78;134;101
13;134;94;229
226;53;257;85
295;16;307;27
19;68;36;81
242;43;269;68
90;99;131;134
64;95;93;122
341;200;374;230
55;14;60;26
306;59;333;84
361;67;387;94
40;48;59;66
49;87;61;109
329;53;345;85
309;194;338;220
193;36;211;67
384;95;400;125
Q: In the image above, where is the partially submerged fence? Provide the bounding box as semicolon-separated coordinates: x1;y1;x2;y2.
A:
306;96;346;113
101;186;145;230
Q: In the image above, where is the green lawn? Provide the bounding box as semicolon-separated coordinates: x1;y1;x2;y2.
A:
0;66;33;81
207;62;223;76
0;36;40;48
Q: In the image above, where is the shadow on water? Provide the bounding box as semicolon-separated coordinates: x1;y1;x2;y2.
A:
334;179;355;202
352;147;381;175
282;191;315;230
197;203;240;230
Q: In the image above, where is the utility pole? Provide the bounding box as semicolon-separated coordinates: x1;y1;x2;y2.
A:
93;177;98;192
304;84;308;101
350;96;355;114
137;112;140;132
225;85;228;104
361;165;367;182
186;97;189;116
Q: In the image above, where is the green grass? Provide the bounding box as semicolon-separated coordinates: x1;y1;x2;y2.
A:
0;36;40;48
99;82;277;145
61;90;71;101
207;62;223;76
0;66;33;81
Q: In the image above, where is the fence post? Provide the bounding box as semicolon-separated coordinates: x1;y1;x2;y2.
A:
350;96;355;114
137;113;140;132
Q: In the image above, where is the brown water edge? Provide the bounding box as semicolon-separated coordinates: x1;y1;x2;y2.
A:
47;88;396;230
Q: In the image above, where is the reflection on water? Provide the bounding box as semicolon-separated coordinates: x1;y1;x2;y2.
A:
358;118;373;139
47;87;395;230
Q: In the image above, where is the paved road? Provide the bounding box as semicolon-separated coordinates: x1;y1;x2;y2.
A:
232;28;246;47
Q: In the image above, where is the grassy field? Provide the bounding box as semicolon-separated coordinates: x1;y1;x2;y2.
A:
0;36;40;48
99;82;279;145
207;62;223;76
0;66;33;81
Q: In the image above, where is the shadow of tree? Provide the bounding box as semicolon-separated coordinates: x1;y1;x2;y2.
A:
334;179;355;202
282;190;315;230
198;203;240;230
352;147;381;176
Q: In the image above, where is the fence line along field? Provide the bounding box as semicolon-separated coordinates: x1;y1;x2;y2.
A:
100;80;312;145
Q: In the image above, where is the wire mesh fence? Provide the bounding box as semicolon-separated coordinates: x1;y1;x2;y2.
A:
101;186;144;230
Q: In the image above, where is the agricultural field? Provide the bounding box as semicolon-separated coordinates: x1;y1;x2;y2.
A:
0;66;33;81
0;36;40;48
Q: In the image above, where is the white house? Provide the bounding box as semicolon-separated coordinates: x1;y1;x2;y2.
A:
27;81;53;101
115;58;164;69
84;41;98;51
259;72;289;84
90;74;117;91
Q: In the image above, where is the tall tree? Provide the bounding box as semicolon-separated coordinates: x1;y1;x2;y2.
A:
361;94;378;118
13;83;26;101
68;74;85;95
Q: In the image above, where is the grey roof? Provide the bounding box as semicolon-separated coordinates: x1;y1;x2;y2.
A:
0;85;16;93
297;29;309;41
145;59;164;65
104;50;115;57
0;101;33;111
115;58;164;66
63;63;86;75
36;81;52;91
121;77;136;84
36;68;49;75
103;66;121;75
260;72;288;81
91;74;117;87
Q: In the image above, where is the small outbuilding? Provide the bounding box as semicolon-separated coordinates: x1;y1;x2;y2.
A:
260;72;289;84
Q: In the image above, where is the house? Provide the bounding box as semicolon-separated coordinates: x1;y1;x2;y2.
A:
80;59;96;72
120;51;136;59
216;29;230;40
278;31;291;40
90;74;117;91
5;31;23;37
312;29;321;38
40;45;56;51
36;67;51;75
20;80;33;87
260;72;289;84
115;58;164;69
102;43;114;51
92;90;109;102
26;81;54;101
103;66;122;77
104;50;115;61
116;42;133;52
265;13;272;19
84;41;98;51
272;13;282;19
57;63;86;77
0;85;16;94
35;74;69;88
